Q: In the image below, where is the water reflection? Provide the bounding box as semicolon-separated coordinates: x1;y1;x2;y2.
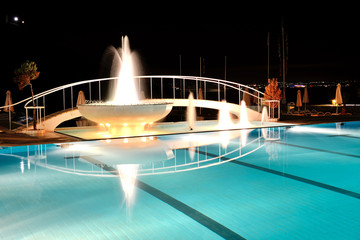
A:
117;164;139;216
0;127;284;213
0;128;286;177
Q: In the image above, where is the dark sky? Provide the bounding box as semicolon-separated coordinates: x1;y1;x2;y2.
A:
1;11;360;102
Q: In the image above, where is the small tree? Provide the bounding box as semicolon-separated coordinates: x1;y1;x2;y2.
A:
264;78;282;117
14;61;40;130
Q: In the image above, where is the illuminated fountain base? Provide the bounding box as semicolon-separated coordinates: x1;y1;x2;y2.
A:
60;99;289;140
78;100;173;126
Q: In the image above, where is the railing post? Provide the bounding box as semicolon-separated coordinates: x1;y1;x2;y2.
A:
98;80;101;100
43;96;46;121
36;99;39;126
63;89;65;110
278;100;280;119
218;80;220;101
196;77;198;99
71;86;73;110
204;80;206;100
183;78;185;99
161;77;163;99
26;109;28;129
39;107;41;129
89;82;92;101
173;78;175;99
150;77;152;99
138;77;141;97
9;110;11;130
257;92;260;112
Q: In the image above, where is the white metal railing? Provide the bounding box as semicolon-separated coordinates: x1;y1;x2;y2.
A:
1;76;280;130
261;99;281;119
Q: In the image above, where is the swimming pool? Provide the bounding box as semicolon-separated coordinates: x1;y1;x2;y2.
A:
1;122;360;239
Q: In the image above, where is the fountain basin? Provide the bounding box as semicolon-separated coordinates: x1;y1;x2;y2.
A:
78;100;173;126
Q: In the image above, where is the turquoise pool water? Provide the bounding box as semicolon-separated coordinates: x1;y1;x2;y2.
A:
1;122;360;239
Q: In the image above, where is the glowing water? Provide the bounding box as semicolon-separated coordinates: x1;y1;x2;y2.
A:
110;36;139;105
117;164;139;215
218;100;233;130
79;36;173;129
261;106;269;125
238;100;251;128
187;92;196;130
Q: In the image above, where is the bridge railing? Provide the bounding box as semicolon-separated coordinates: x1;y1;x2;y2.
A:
1;76;279;130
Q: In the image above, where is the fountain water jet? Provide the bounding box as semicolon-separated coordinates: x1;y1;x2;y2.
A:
109;36;138;105
78;36;173;128
218;100;234;130
238;100;251;128
261;106;269;125
187;92;196;130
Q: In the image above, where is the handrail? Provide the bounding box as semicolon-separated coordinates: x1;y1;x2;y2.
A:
23;77;119;108
27;75;265;107
1;75;280;130
1;76;266;110
136;75;265;98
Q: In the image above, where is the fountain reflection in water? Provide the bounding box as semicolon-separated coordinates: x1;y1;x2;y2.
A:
117;164;139;218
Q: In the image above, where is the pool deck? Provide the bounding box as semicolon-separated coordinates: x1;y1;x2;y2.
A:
0;129;80;147
1;114;360;147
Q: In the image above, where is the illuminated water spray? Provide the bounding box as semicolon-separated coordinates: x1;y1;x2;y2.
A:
187;92;196;130
78;36;173;127
261;106;269;125
218;100;233;130
117;164;139;215
238;100;251;128
110;36;139;105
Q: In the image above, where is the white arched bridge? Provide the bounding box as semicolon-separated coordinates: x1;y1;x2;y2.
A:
1;76;280;131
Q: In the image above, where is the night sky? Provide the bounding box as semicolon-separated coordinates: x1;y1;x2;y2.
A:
1;11;360;103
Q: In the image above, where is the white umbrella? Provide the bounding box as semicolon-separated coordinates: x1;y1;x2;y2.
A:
335;83;342;114
296;89;302;111
303;87;309;111
76;90;86;106
4;90;14;112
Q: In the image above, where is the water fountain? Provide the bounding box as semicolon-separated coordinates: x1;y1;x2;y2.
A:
238;100;251;128
218;100;234;130
187;92;196;130
261;106;269;125
71;36;271;140
78;36;173;128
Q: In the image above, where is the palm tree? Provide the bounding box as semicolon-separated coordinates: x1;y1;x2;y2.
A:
13;61;40;130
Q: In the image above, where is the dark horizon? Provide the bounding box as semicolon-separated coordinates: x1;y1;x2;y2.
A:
1;13;359;103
